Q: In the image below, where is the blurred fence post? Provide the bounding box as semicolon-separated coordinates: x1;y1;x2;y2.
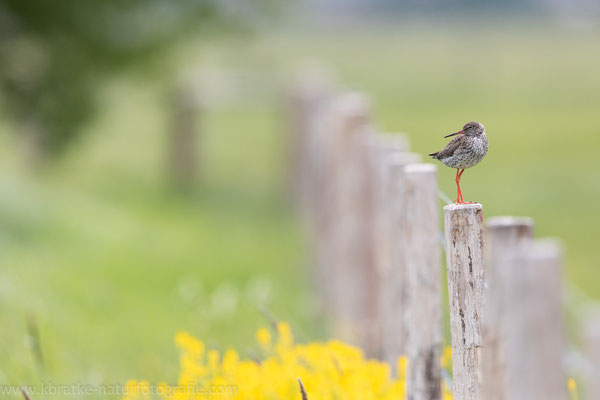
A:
443;203;485;400
379;152;422;366
482;217;534;400
169;83;201;190
288;67;333;217
584;311;600;399
401;164;442;400
368;133;415;359
505;239;567;400
324;92;379;355
287;68;335;332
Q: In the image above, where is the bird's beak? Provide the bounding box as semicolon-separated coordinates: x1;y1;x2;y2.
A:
444;130;464;138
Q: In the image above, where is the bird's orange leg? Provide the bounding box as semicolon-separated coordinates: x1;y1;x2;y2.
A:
458;169;465;202
456;169;476;204
454;169;463;203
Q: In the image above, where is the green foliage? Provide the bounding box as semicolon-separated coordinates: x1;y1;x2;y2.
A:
0;0;250;156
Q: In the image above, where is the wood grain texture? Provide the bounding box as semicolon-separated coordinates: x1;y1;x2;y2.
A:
443;203;485;400
482;217;534;400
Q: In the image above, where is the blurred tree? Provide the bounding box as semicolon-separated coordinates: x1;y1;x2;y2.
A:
0;0;271;164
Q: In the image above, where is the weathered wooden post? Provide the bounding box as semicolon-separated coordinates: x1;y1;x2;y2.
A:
288;68;333;216
505;239;567;400
443;203;485;400
401;164;442;400
584;311;600;399
324;93;379;355
482;217;534;400
287;69;335;333
367;133;415;359
379;152;422;366
168;83;201;190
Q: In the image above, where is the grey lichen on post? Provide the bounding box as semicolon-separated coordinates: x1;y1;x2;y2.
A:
505;239;567;400
482;217;534;400
402;164;442;400
443;203;485;400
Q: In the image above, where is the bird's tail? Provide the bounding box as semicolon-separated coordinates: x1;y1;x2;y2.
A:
428;152;439;158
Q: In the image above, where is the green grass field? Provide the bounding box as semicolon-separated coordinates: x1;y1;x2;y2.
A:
1;17;599;398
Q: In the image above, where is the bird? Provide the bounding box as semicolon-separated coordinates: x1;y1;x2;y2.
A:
429;121;488;204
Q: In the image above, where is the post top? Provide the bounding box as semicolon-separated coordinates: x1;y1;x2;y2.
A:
443;203;482;212
368;132;410;152
486;216;534;228
386;152;421;167
333;92;371;117
404;163;437;173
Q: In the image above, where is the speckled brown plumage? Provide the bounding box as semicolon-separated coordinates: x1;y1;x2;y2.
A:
430;121;488;203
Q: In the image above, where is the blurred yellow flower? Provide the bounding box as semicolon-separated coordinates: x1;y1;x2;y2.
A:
568;377;578;400
256;327;271;348
175;332;205;359
125;323;454;400
397;356;408;380
277;322;293;347
441;346;452;368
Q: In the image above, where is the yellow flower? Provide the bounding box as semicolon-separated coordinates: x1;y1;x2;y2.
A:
207;349;220;370
175;332;205;359
277;322;293;347
124;323;454;400
441;346;453;368
568;378;578;400
256;327;271;348
397;356;408;380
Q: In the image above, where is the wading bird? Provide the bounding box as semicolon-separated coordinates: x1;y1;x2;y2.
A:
429;121;488;204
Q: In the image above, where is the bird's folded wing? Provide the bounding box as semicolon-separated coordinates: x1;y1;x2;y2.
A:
433;135;465;159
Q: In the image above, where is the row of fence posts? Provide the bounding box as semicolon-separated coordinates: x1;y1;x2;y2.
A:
288;68;600;399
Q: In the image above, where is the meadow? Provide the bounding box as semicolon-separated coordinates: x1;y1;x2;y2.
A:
0;17;599;398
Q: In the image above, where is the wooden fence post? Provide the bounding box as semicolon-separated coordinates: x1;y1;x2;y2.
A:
482;217;534;400
443;203;485;400
584;311;600;399
367;133;415;359
402;164;442;400
169;83;201;190
380;152;422;366
288;68;333;216
324;92;379;355
287;69;335;333
505;239;567;400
